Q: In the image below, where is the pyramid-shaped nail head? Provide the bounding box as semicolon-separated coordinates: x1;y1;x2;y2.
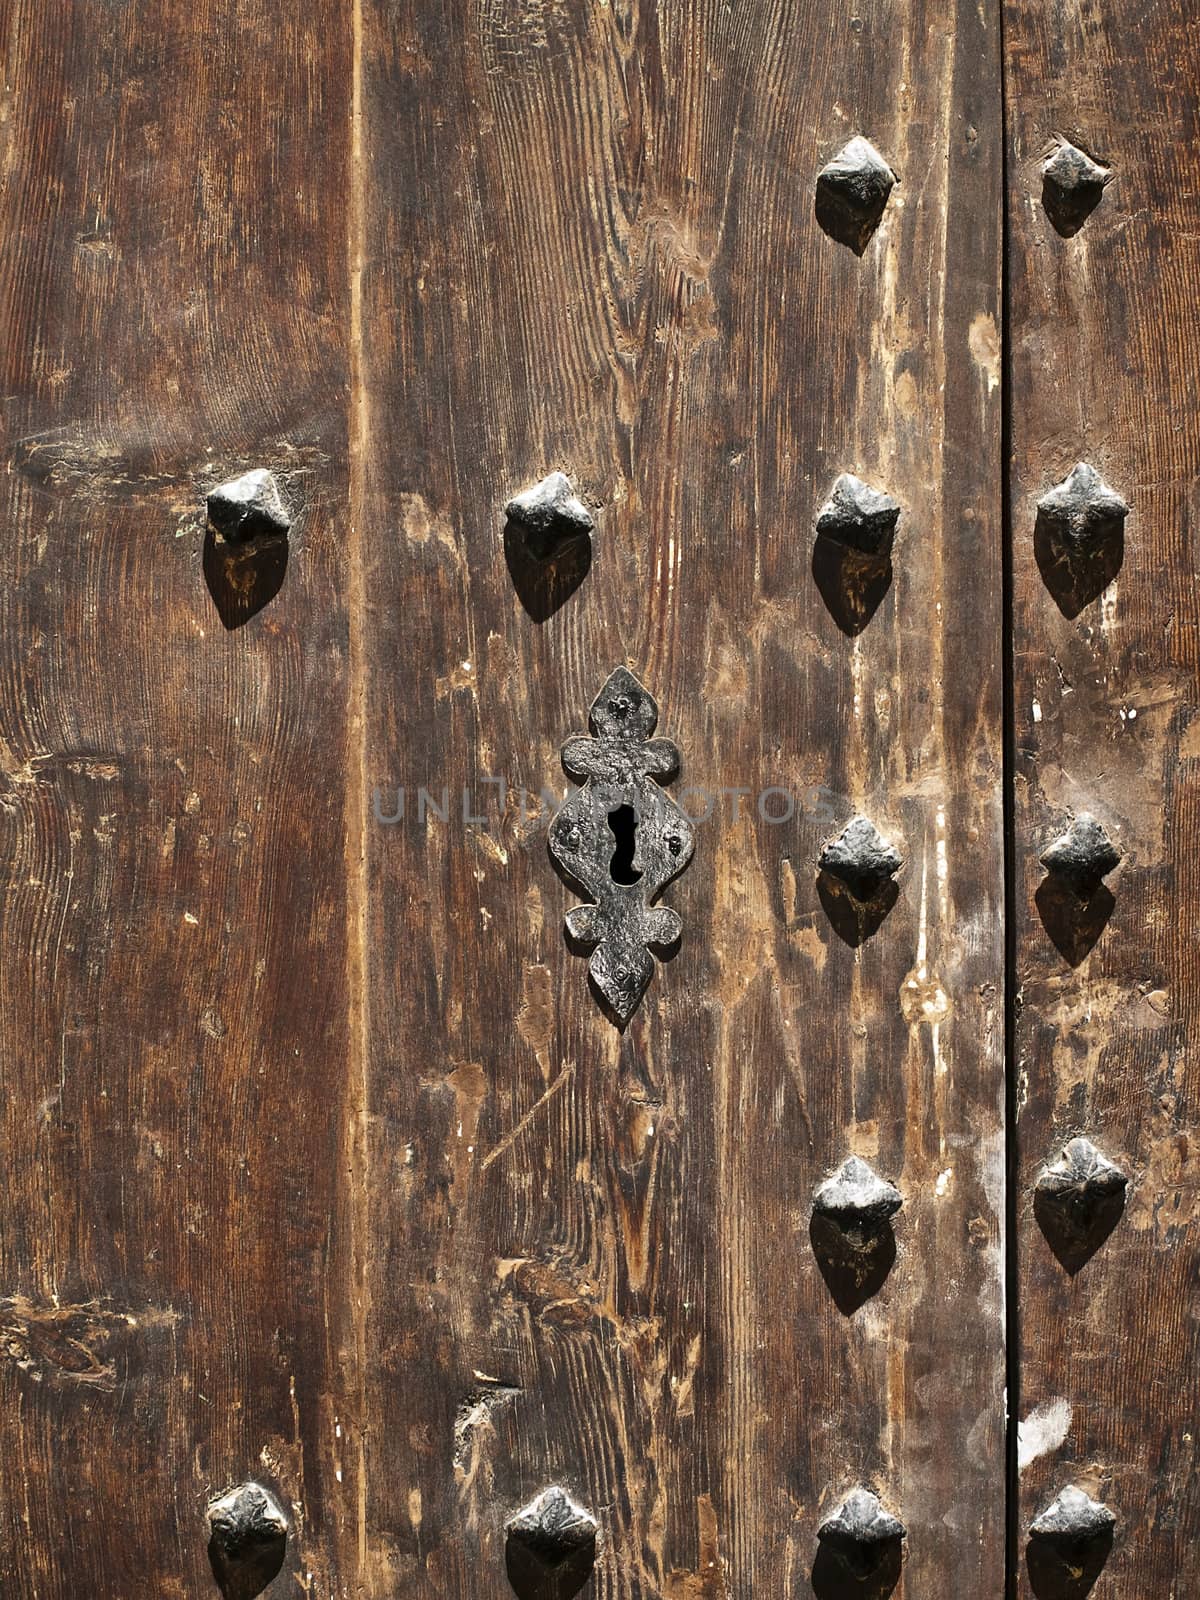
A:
207;1482;288;1557
814;1156;903;1234
1037;1137;1127;1219
508;1487;598;1557
818;138;897;211
1043;141;1110;235
506;472;594;558
1037;463;1128;551
1040;813;1121;893
819;815;902;901
816;137;897;253
816;473;901;556
207;469;291;543
506;1488;598;1600
820;1487;906;1549
1030;1485;1116;1544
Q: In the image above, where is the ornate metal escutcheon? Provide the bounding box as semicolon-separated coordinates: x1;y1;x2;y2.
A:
549;668;694;1023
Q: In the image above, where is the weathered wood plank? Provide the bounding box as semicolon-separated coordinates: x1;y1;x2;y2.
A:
1004;1;1200;1592
0;2;356;1593
359;2;1005;1595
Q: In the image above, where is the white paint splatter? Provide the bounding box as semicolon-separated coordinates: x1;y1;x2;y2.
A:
968;311;1001;394
1018;1398;1072;1470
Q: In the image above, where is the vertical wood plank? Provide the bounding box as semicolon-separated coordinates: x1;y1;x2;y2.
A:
359;2;1005;1595
1004;2;1200;1592
0;2;356;1593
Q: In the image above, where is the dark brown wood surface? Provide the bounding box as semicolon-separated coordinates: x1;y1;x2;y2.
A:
360;2;1004;1598
0;1;357;1595
0;0;1015;1594
1004;0;1200;1594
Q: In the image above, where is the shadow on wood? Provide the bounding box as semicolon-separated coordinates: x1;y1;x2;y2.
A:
505;1488;598;1600
203;526;289;630
506;1538;596;1600
810;1212;897;1315
814;189;883;254
818;871;899;947
1034;509;1123;618
811;534;893;635
1034;1179;1126;1276
207;1539;286;1600
1041;175;1106;239
504;517;592;622
1026;1525;1114;1599
1035;875;1114;966
811;1535;902;1599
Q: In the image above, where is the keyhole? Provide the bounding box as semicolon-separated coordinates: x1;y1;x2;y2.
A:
607;805;642;885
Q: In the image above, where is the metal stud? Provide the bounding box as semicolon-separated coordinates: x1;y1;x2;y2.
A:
811;1156;902;1313
1028;1486;1115;1592
815;137;898;254
549;668;693;1025
816;474;901;556
505;472;594;561
1042;141;1111;236
1034;462;1128;618
506;1487;598;1600
819;815;902;903
812;476;898;634
1036;463;1128;554
206;469;291;543
206;1482;288;1600
816;1489;905;1591
1030;1485;1116;1547
813;1156;903;1247
1035;1137;1127;1272
1039;814;1121;897
203;469;292;629
817;815;903;948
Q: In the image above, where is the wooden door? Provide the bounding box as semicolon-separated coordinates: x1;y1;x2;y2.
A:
0;2;1191;1598
1004;1;1200;1596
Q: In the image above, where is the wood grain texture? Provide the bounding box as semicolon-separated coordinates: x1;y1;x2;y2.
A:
0;1;1014;1593
360;2;1004;1596
1004;0;1200;1593
0;1;357;1594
